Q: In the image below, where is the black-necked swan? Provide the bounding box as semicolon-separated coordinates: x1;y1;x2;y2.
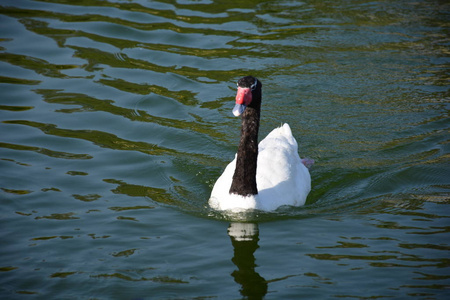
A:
209;76;313;211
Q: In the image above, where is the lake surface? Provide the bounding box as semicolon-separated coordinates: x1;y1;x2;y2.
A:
1;0;449;299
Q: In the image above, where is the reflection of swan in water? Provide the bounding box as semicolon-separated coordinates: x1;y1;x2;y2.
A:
228;222;267;299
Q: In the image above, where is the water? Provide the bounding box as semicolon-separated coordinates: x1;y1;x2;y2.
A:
0;0;449;298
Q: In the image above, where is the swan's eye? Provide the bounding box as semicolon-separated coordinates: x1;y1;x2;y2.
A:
250;79;258;90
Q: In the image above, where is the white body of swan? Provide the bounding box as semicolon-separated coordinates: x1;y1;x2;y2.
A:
209;123;311;211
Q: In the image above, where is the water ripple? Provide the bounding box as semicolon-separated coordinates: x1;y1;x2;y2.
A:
0;1;449;297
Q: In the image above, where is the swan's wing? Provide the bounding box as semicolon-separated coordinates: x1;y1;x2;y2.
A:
256;124;311;209
259;123;298;151
209;157;235;206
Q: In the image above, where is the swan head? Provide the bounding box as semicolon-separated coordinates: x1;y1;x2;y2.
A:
232;76;262;116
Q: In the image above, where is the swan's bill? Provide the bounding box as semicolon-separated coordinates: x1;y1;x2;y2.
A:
233;103;246;116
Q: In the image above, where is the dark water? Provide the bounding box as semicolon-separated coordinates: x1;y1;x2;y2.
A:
1;0;449;298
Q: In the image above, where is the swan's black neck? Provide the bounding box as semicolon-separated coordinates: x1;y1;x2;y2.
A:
229;106;260;196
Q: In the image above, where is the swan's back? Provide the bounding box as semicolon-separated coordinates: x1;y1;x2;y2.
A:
209;123;311;211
